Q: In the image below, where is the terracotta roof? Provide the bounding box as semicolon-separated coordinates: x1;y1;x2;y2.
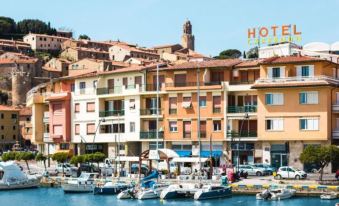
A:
0;58;38;64
19;107;32;116
235;59;263;68
167;59;242;70
251;81;335;89
0;105;19;111
113;44;159;56
67;47;109;54
261;56;329;65
42;66;62;72
152;44;182;49
98;64;156;75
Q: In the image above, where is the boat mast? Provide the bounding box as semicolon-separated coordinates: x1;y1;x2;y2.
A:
197;65;202;176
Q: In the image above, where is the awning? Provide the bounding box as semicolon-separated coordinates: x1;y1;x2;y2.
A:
115;156;139;162
175;150;191;157
172;157;208;163
200;150;223;158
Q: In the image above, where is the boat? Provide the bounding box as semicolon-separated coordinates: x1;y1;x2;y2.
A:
117;188;138;199
0;161;40;190
137;183;169;200
160;183;199;199
93;181;132;195
61;172;98;193
194;185;232;200
320;192;337;200
256;188;296;200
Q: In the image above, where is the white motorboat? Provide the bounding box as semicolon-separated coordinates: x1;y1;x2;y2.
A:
194;185;232;200
160;183;199;199
0;161;40;190
93;181;132;195
256;188;296;200
137;183;169;200
61;172;98;193
320;192;337;200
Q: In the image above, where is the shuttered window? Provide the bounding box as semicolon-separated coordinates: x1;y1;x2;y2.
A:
299;91;318;104
265;93;284;105
266;119;284;131
87;123;96;134
86;102;95;112
75;124;80;135
300;118;319;130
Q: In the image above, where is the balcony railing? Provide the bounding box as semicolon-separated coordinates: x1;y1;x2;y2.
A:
99;110;125;117
140;108;161;115
169;108;177;114
227;105;257;113
166;81;222;88
255;75;339;84
97;87;122;95
140;131;164;139
213;108;221;114
230;80;256;85
226;131;257;138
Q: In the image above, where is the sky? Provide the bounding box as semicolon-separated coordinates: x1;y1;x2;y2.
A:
1;0;339;56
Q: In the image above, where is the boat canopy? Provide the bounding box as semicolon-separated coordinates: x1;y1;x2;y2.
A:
171;157;208;163
0;161;27;182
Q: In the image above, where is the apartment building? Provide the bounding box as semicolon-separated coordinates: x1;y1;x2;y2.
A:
61;39;121;51
23;33;69;51
61;47;109;62
26;55;339;171
109;44;160;62
42;58;71;78
0;39;32;54
0;105;19;151
19;107;33;148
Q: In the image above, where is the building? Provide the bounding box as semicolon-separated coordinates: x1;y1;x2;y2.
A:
23;33;69;51
61;39;123;51
42;58;71;78
19;107;33;148
258;42;301;58
181;20;195;51
61;47;109;62
0;39;32;54
56;31;73;38
109;44;159;62
0;105;19;151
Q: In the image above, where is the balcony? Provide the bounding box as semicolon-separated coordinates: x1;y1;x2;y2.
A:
227;105;257;113
332;130;339;139
99;110;125;117
140;108;162;116
253;76;339;88
166;81;222;88
140;131;164;139
213;108;221;114
226;130;257;138
332;104;339;113
97;87;122;95
97;85;145;95
230;80;256;85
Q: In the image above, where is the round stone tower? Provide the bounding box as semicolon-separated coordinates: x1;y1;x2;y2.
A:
12;71;32;106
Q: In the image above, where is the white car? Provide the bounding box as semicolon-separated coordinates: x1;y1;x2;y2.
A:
55;163;77;176
276;166;307;180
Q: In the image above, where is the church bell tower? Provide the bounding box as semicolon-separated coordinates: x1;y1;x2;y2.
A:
181;20;195;51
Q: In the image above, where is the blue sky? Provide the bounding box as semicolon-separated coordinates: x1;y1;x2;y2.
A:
1;0;339;56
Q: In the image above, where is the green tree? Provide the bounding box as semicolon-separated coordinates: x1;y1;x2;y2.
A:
246;47;258;59
70;155;84;167
1;151;17;161
300;145;339;181
215;49;242;59
0;16;16;34
17;19;57;35
92;152;106;168
35;153;47;171
15;152;35;172
78;34;90;40
51;152;71;176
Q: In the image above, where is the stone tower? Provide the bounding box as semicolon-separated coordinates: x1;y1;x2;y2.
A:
181;20;195;51
12;70;31;106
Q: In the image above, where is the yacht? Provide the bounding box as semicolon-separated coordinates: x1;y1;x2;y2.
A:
0;161;40;190
194;185;232;200
62;172;98;193
320;192;337;200
256;188;296;200
93;181;131;195
137;183;169;200
160;183;199;199
117;188;137;199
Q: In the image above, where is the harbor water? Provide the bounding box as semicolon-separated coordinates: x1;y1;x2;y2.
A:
0;188;337;206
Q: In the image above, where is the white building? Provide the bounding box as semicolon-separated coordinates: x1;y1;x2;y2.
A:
23;33;69;51
258;42;301;58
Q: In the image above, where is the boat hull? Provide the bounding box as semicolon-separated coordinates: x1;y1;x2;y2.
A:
0;180;40;190
93;185;130;195
62;184;94;193
194;187;232;200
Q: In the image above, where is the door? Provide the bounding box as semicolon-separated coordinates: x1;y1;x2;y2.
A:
135;76;142;89
123;77;128;88
271;153;288;169
148;120;156;131
153;75;165;90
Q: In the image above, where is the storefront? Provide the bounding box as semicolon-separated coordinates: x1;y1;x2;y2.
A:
231;142;254;165
270;143;289;169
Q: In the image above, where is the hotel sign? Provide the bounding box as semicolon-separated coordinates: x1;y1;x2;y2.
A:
247;24;302;46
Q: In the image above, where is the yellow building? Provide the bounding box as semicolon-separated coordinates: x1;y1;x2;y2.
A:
0;105;19;151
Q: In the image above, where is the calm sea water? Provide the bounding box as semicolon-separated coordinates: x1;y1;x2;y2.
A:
0;188;337;206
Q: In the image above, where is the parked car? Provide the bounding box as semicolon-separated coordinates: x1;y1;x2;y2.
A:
79;163;100;173
335;169;339;180
236;165;269;176
252;163;276;175
55;163;77;176
276;166;307;180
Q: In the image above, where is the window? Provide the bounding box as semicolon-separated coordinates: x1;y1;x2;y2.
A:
79;82;86;89
87;123;96;135
265;93;283;105
297;65;314;77
183;121;191;138
71;83;75;92
300;118;319;130
169;97;177;114
130;122;135;132
169;121;178;132
53;125;63;135
213;120;221;131
129;99;135;110
200;121;206;138
74;103;80;113
1;126;3;130
13;126;16;130
213;96;221;113
299;91;318;104
13;135;16;140
1;135;3;139
53;104;62;114
0;113;3;119
174;73;186;87
149;142;164;150
93;80;97;88
272;67;280;78
11;113;17;119
266;119;284;131
199;96;207;107
75;124;80;135
86;102;95;112
182;96;192;108
268;67;284;78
